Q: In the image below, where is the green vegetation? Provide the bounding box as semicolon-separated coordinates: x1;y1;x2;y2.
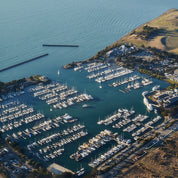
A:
0;78;26;95
8;141;25;155
26;170;52;178
149;47;178;60
0;75;49;96
164;81;178;89
53;172;75;178
159;104;178;118
140;136;154;147
136;25;161;40
63;62;78;69
5;139;52;178
139;68;164;80
0;131;4;148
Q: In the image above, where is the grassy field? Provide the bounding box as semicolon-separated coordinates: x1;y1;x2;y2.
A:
115;9;178;54
117;131;178;178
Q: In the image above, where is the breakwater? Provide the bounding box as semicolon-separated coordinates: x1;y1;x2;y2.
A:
42;44;79;47
0;53;49;73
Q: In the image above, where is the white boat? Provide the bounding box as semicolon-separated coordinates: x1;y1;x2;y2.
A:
76;168;85;176
154;109;158;114
57;70;60;76
142;91;148;97
97;117;103;125
152;85;160;91
82;104;90;108
127;84;131;89
143;97;153;111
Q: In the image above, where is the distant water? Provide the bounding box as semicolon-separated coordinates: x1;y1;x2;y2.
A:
0;0;177;81
0;0;177;173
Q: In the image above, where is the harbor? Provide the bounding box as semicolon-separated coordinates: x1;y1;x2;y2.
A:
30;81;94;110
70;130;118;162
0;64;169;174
73;62;154;94
0;1;177;177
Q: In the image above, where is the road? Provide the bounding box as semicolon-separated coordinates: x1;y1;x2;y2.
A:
97;119;178;178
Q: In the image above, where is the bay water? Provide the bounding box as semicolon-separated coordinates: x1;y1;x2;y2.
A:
0;0;177;173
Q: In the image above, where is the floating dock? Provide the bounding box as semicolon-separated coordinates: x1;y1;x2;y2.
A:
42;44;79;47
0;53;49;73
119;89;125;93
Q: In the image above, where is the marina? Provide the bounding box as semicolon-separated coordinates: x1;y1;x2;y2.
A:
73;62;154;95
29;129;88;162
0;1;175;174
0;73;168;174
0;99;90;163
88;144;126;168
30;81;94;110
74;63;134;83
110;75;141;87
70;130;118;162
0;101;44;133
97;106;163;142
97;108;135;126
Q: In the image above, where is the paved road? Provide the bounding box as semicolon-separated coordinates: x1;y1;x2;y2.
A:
97;120;178;178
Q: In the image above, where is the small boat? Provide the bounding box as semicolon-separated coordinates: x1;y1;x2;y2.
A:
152;85;160;91
154;109;158;114
57;70;60;76
76;168;85;177
82;104;90;108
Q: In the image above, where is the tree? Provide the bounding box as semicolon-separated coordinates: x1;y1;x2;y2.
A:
53;172;74;178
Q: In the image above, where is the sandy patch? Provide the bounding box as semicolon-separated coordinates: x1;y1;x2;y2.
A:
148;36;165;50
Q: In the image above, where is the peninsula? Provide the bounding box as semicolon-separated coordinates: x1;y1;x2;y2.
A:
0;75;49;96
63;9;178;84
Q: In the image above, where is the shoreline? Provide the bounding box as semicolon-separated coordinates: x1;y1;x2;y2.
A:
63;9;178;86
0;75;50;97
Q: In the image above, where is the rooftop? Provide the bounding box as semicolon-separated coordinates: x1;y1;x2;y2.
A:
47;163;75;175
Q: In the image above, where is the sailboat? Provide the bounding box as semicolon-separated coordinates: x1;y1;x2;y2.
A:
97;117;102;125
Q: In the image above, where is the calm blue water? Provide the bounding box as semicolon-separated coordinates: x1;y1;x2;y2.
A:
0;0;177;173
0;0;178;82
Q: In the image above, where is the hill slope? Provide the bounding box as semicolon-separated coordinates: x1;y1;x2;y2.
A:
116;9;178;54
117;131;178;178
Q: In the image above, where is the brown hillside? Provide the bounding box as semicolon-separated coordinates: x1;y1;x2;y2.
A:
116;9;178;54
